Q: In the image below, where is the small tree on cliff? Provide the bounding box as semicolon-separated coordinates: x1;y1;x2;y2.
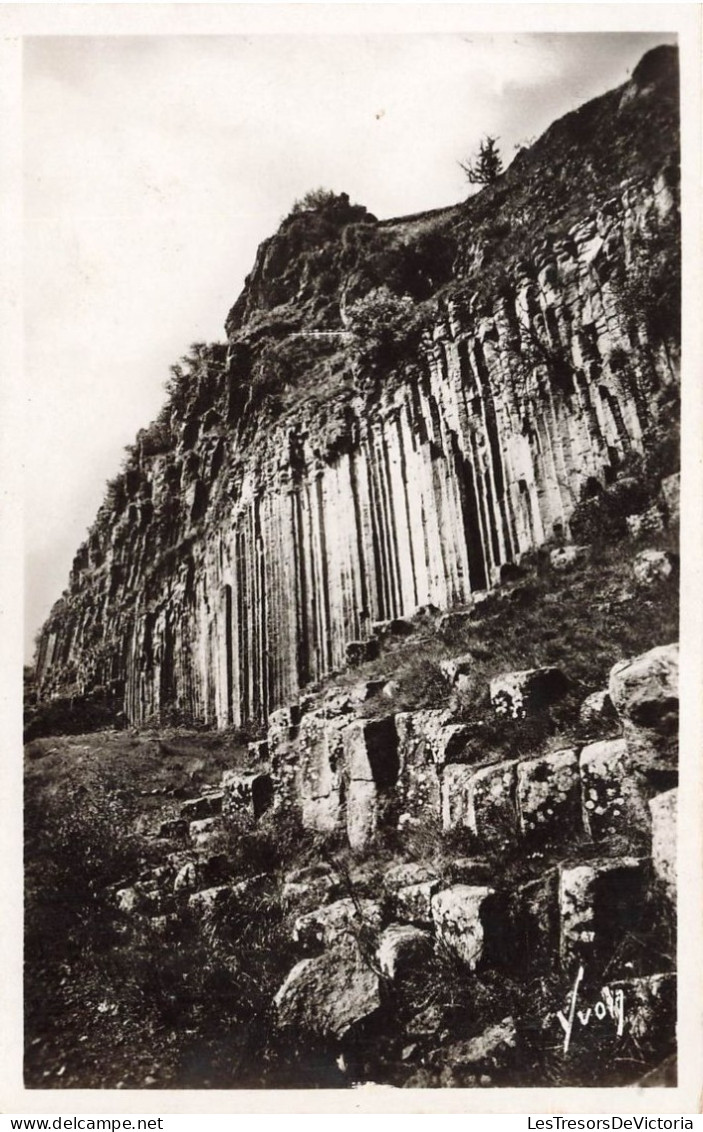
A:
460;136;503;187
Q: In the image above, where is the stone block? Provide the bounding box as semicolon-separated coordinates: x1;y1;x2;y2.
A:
490;667;569;719
376;924;433;980
397;763;441;826
189;816;219;843
342;717;399;850
274;943;381;1039
626;506;665;539
431;884;495;969
296;712;347;833
292;897;383;951
448;857;492;884
442;759;519;845
499;870;560;973
395;709;451;766
558;856;648;974
633;549;678;586
579;689;618;732
174;861;198;894
221;770;274;820
549;546;589;571
343;717;398;783
580;738;649;839
660;472;680;523
268;704;301;732
516;749;581;838
187;884;232;916
395;878;443;924
441;764;475;831
180;792;223;821
649;788;676;901
348;677;387;704
115;887;144;914
281;866;341;914
396;711;474;826
383;861;440;892
440;654;475;687
439;1017;517;1075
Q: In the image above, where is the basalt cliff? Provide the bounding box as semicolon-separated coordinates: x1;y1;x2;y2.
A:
26;45;682;1090
35;46;679;732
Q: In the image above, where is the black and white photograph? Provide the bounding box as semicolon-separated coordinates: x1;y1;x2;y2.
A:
4;2;701;1111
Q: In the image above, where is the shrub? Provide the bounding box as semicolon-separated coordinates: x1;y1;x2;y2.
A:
24;692;122;742
288;187;341;216
346;286;428;377
460;136;504;187
612;207;680;346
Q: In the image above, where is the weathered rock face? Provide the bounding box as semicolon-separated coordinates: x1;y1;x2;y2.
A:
35;49;680;734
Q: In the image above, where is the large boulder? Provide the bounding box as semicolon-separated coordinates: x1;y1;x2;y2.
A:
274;943;381;1039
609;643;678;732
608;644;678;769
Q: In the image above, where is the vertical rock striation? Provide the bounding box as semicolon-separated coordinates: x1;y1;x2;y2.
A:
35;47;680;732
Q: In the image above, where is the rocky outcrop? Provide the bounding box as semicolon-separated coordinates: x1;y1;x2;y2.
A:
34;48;680;735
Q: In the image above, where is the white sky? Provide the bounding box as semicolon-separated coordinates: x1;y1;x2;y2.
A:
23;30;677;659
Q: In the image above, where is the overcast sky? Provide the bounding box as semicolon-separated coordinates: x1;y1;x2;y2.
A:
23;30;677;659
